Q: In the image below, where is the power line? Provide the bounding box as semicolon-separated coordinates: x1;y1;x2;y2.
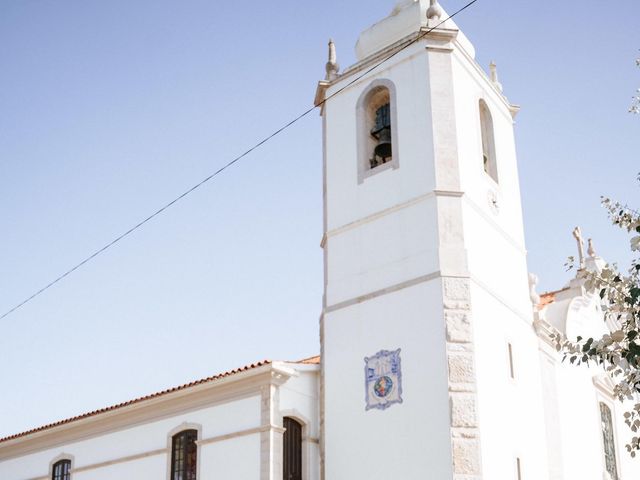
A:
0;0;478;321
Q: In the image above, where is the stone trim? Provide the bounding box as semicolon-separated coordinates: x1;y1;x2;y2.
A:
260;385;283;480
47;453;74;480
25;424;277;480
325;191;436;240
356;79;400;184
595;395;622;480
324;271;441;314
460;194;526;256
198;424;284;446
165;422;203;480
443;277;483;479
77;448;166;474
279;410;312;480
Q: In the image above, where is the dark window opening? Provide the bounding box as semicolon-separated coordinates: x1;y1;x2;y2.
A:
600;403;619;480
171;429;198;480
370;103;392;168
479;99;498;183
283;417;302;480
52;459;71;480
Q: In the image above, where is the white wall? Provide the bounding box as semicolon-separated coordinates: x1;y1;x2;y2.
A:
0;394;262;480
539;287;640;480
323;281;453;479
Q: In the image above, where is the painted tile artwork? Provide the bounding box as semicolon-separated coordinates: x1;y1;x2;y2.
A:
364;349;403;411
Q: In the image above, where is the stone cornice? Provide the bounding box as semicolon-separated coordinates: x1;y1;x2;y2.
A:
534;318;560;349
314;27;457;108
593;373;616;398
314;25;518;119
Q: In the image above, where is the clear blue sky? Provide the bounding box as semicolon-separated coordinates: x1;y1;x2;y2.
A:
1;0;638;438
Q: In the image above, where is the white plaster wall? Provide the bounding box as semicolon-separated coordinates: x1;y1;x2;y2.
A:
200;435;260;480
451;50;526;249
323;281;453;479
555;363;606;479
449;46;532;318
538;349;564;480
550;354;640;479
540;288;640;479
279;370;320;480
279;370;320;437
73;455;165;480
326;198;439;306
471;284;549;479
1;394;262;480
461;199;531;314
323;41;455;480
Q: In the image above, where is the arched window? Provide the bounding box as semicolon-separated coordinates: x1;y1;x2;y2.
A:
479;99;498;183
283;417;302;480
52;459;71;480
599;402;619;480
356;80;398;182
171;429;198;480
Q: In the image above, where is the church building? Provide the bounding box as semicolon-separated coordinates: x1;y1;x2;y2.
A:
1;1;638;479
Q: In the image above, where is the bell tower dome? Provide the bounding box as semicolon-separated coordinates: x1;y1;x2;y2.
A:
316;1;549;479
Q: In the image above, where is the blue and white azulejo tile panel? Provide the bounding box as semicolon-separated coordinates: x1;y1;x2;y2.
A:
364;348;403;411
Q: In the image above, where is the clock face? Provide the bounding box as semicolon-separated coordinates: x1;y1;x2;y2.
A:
487;189;500;214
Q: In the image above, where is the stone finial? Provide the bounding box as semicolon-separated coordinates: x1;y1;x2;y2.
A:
426;0;443;27
489;61;503;93
529;273;541;307
587;238;597;258
572;226;586;270
325;39;340;81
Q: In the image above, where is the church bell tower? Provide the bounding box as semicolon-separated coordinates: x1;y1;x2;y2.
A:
317;1;550;479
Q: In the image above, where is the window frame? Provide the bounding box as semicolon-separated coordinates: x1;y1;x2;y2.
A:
50;457;72;480
166;423;202;480
280;411;311;480
356;79;400;184
478;98;498;184
598;401;619;480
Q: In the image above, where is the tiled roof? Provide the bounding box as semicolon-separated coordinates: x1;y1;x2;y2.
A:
539;292;556;309
294;355;321;365
0;359;272;445
538;287;570;310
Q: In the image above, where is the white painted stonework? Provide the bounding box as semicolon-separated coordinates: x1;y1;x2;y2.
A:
2;1;640;479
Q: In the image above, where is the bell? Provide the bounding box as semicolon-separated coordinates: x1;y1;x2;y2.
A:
374;127;392;160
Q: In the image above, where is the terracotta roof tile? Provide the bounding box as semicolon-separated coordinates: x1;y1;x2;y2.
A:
294;355;321;365
538;292;556;309
0;359;271;445
537;287;570;310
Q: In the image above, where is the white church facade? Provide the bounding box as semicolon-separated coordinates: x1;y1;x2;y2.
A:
1;1;638;479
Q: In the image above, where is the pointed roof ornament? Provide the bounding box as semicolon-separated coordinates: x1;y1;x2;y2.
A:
572;226;586;270
489;61;503;93
325;39;340;81
426;0;443;27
